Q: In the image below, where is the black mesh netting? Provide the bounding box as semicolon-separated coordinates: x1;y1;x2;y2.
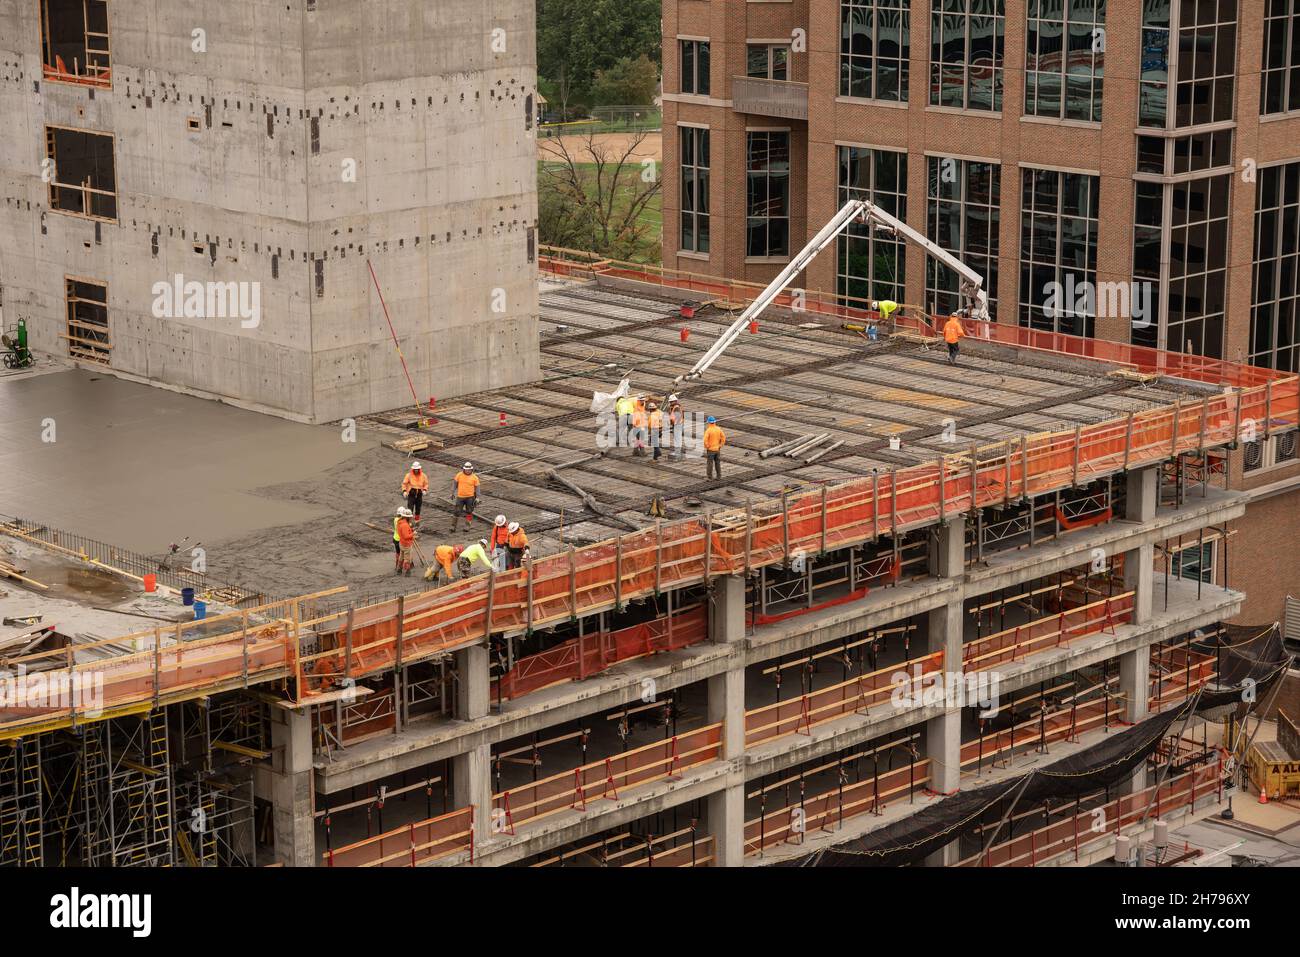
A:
787;624;1292;868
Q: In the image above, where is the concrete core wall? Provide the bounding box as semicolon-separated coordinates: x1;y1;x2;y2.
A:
0;0;539;422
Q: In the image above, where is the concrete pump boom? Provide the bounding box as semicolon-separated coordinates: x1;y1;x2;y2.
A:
673;198;990;387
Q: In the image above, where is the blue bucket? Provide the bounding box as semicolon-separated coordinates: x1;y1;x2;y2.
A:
181;587;195;606
193;600;207;621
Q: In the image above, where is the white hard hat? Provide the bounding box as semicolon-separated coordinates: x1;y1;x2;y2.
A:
668;394;679;402
478;539;488;548
508;521;520;534
411;461;422;470
398;507;412;517
495;514;507;526
463;461;474;471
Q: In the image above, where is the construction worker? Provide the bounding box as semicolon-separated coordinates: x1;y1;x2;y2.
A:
631;396;648;456
430;543;464;585
647;399;664;461
450;461;480;531
615;393;636;448
488;514;511;571
873;299;899;325
396;508;416;576
392;506;411;572
402;461;429;522
943;313;965;365
506;521;530;569
457;538;494;576
704;416;726;480
667;394;685;459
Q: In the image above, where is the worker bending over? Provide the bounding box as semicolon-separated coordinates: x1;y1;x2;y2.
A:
450;461;480;532
488;514;511;571
458;538;494;576
429;543;464;585
395;508;416;576
506;521;529;569
402;461;429;521
704;416;726;480
943;313;965;365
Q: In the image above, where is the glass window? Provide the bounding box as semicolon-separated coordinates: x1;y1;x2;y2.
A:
747;132;791;258
748;45;791;80
1026;0;1106;122
1019;168;1100;336
926;155;1000;314
680;40;711;95
930;0;1005;111
680;127;710;255
841;0;911;102
1261;0;1300;114
1251;160;1300;372
1172;0;1236;127
838;146;908;308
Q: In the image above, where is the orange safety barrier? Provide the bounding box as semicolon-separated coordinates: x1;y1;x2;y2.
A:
493;722;723;832
2;287;1296;737
324;805;473;867
958;757;1222;867
493;605;709;701
962;592;1134;672
744;759;931;855
744;650;945;747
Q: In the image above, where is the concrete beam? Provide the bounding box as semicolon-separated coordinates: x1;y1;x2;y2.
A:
706;574;747;865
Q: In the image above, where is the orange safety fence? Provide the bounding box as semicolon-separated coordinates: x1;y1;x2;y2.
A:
3;314;1295;737
493;722;723;833
617;829;715;867
493;604;709;701
958;757;1222;867
323;805;473;867
962;592;1134;672
744;759;931;855
744;650;945;748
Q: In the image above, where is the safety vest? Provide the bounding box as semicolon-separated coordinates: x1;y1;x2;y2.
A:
508;528;529;550
648;409;662;430
393;517;401;542
943;319;965;344
490;525;510;549
704;424;726;452
454;471;480;498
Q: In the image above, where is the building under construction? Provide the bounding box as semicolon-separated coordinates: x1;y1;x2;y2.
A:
1;262;1297;867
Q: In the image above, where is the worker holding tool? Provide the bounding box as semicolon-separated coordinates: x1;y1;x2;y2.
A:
402;461;429;522
873;299;899;325
457;538;495;576
506;521;530;569
647;400;664;461
392;506;411;572
395;508;417;576
704;416;726;479
943;313;966;365
428;543;464;585
615;393;636;448
450;462;480;531
488;514;511;571
667;394;685;459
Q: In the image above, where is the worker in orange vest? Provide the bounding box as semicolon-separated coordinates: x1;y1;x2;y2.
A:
703;416;726;480
428;543;464;585
667;394;685;459
631;396;648;457
395;509;416;576
450;462;480;532
647;400;664;461
488;514;511;571
401;461;430;521
506;521;530;569
943;313;966;365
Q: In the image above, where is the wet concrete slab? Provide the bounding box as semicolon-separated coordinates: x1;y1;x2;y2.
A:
0;368;381;556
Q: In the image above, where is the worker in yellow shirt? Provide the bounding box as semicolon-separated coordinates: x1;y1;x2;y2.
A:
401;461;429;522
450;461;480;532
703;416;726;480
615;393;636;448
943;313;966;366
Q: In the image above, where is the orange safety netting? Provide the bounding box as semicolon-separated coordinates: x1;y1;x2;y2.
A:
962;592;1134;672
323;805;473;867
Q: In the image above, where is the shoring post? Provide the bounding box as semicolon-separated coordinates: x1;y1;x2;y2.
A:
152;627;162;706
614;536;623;611
1170;398;1182;457
871;470;880;541
409;822;418;867
889;468;898;537
820;484;828;555
1020;437;1031;502
484;567;497;639
1198;397;1208;454
938;457;946;521
781;490;790;566
744;503;753;573
969;443;978;512
654;520;662;596
1003;441;1012;506
1264;380;1273;440
704;512;713;585
1122;411;1134;471
241;609;250;687
343;607;354;684
568;545;578;621
572;768;586;810
525;552;534;635
1071;425;1082;487
1232;388;1243;447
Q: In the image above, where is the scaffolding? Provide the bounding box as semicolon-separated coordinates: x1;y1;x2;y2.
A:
0;737;42;866
79;712;174;866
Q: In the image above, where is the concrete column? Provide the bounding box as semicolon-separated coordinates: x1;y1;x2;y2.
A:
268;706;315;867
925;519;965;865
706;574;746;866
453;643;493;850
1118;645;1152;793
1123;467;1158;626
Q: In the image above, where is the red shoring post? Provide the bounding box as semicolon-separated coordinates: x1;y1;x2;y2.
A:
667;735;682;780
410;822;418;866
603;757;619;800
572;768;586;810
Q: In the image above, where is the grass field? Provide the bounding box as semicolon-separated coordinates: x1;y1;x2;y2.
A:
539;160;662;264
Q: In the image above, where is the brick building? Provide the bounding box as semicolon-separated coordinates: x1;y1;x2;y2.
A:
660;0;1300;624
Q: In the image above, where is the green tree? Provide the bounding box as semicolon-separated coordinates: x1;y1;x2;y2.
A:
537;0;661;114
590;55;659;107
